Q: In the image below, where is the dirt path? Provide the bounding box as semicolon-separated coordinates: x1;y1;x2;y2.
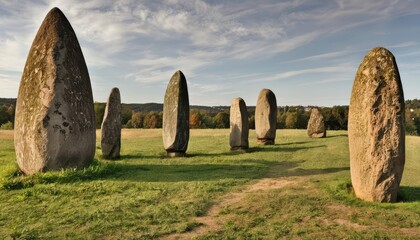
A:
159;168;420;240
159;177;302;240
323;203;420;238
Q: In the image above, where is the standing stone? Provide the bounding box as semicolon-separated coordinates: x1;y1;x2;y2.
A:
162;70;189;157
101;88;121;159
230;97;249;151
348;47;405;203
307;108;326;138
255;89;277;145
14;8;95;175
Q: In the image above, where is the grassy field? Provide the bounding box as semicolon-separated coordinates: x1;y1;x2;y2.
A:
0;129;419;239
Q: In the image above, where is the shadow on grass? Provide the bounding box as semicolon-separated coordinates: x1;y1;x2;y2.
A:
326;134;348;138
1;138;344;194
2;161;268;190
285;167;350;177
249;145;326;153
2;154;351;191
107;163;267;182
398;186;420;202
277;141;310;146
188;144;326;157
118;153;165;160
187;151;242;157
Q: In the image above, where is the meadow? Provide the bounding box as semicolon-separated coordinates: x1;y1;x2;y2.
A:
0;129;419;239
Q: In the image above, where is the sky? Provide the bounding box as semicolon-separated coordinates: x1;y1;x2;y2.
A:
1;0;420;107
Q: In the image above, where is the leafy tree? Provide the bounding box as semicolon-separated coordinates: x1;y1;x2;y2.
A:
295;108;308;129
143;112;161;128
405;108;420;135
0;105;9;125
214;112;229;128
0;121;13;130
121;106;132;126
94;102;105;129
125;119;133;128
189;111;202;129
7;104;15;123
248;113;255;129
277;111;287;129
285;111;298;129
131;112;145;128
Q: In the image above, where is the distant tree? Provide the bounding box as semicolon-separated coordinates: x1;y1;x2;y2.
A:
0;121;13;130
405;108;420;136
214;112;229;128
295;108;308;129
248;113;255;129
189;111;202;129
94;102;106;129
321;108;337;130
331;106;349;130
125;119;133;128
406;99;420;109
143;112;161;128
131;112;145;128
277;109;286;129
121;106;132;126
6;104;15;123
0;105;8;126
285;111;298;129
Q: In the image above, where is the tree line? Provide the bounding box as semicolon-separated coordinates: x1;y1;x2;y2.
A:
2;99;420;135
94;103;349;130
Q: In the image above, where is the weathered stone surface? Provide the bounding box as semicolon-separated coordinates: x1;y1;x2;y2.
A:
14;8;95;175
162;70;189;157
307;108;326;138
230;97;249;151
101;87;121;159
255;89;277;145
348;47;405;203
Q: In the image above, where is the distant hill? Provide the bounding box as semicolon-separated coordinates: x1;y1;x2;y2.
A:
0;98;238;113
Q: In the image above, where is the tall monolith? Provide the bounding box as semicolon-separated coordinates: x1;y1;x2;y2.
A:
255;89;277;145
348;47;405;202
230;97;249;151
162;70;189;157
101;88;121;159
307;108;326;138
14;8;95;175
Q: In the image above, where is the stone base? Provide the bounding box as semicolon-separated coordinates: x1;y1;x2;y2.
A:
102;153;120;160
257;139;275;145
309;132;326;138
230;146;249;152
166;151;186;158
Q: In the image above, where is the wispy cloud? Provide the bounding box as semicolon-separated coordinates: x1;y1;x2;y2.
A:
260;65;355;82
298;77;351;86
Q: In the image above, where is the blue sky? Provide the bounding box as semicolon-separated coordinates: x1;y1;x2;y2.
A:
1;0;420;106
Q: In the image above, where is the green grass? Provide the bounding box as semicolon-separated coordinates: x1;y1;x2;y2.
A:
0;129;419;239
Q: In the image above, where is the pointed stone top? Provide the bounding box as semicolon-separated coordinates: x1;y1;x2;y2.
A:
31;7;76;48
48;7;64;14
110;87;120;94
172;70;185;79
259;88;274;95
365;47;395;59
108;87;121;102
232;97;245;102
370;46;391;53
44;7;68;22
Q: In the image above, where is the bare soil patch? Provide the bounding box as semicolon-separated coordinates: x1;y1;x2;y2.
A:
0;130;14;140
